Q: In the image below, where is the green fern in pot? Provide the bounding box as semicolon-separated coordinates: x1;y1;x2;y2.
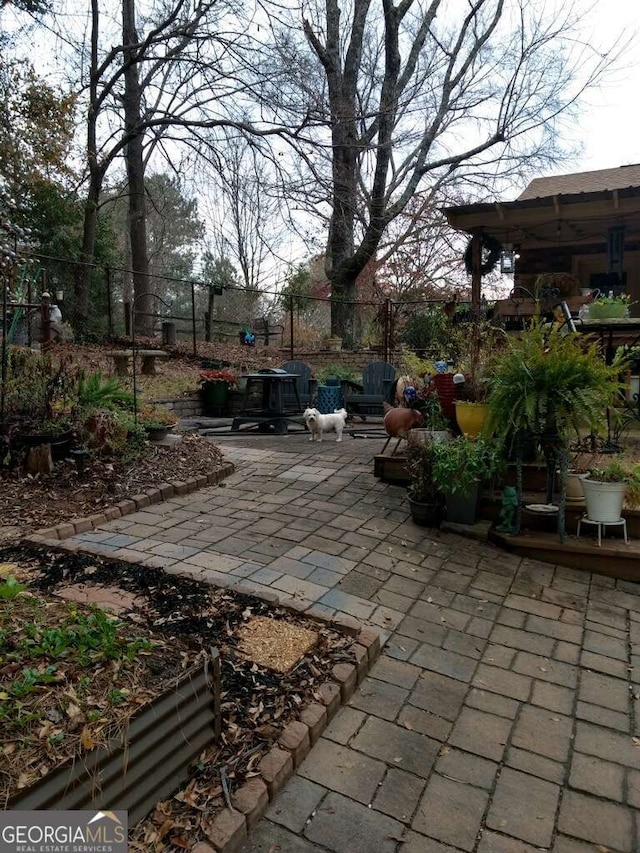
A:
486;319;624;442
486;319;625;539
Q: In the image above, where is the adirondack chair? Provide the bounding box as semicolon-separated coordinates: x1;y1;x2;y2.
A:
342;361;397;419
280;360;316;410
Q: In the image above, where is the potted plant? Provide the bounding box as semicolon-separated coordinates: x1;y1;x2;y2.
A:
409;380;451;444
200;369;237;414
585;292;632;321
2;348;75;466
431;435;505;524
581;459;640;523
486;318;624;538
137;404;179;441
453;320;504;437
405;439;444;527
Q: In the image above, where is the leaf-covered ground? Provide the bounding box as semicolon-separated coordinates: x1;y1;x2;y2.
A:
1;547;357;851
0;433;227;543
0;566;196;804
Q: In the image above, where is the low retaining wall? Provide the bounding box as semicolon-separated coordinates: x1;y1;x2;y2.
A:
154;392;203;418
278;349;404;371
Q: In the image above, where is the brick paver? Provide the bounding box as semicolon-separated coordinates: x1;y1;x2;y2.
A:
64;430;640;852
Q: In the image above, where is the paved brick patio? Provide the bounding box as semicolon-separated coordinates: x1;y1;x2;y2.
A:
66;431;640;852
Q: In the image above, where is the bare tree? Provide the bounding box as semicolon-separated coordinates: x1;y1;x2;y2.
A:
260;0;620;337
58;0;303;334
203;136;284;293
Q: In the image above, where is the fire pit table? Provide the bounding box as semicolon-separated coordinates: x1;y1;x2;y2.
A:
231;369;304;434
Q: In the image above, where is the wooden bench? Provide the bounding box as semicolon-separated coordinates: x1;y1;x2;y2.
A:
104;349;169;378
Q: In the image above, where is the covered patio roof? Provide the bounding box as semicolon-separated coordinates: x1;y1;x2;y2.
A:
442;164;640;251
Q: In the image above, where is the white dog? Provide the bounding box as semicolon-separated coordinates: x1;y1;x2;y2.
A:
303;407;348;442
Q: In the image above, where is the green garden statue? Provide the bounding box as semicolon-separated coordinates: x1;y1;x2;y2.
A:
497;486;518;534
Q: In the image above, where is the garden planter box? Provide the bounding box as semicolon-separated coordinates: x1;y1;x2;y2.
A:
10;651;221;825
374;453;409;484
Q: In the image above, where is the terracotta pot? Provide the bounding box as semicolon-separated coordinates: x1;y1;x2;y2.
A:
431;373;457;419
384;407;423;437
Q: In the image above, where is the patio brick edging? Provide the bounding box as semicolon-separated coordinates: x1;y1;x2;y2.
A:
193;627;381;853
21;461;236;545
17;456;384;853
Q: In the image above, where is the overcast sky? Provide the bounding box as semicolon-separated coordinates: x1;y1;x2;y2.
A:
521;0;640;186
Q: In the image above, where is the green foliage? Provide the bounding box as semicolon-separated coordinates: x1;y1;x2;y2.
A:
2;348;74;429
0;600;154;730
431;436;505;497
16;606;152;667
76;371;134;412
203;254;239;291
405;440;439;502
401;306;451;354
136;404;178;429
401;351;436;379
280;264;312;312
586;459;640;507
0;576;27;600
104;173;204;285
487;320;624;441
413;390;449;431
314;363;360;385
0;60;77;199
83;408;146;460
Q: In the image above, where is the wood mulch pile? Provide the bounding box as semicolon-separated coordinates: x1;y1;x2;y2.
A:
1;546;357;851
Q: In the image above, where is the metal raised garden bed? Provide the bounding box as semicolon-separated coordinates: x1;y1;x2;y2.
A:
10;648;221;825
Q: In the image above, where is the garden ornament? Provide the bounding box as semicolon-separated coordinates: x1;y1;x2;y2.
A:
496;486;518;534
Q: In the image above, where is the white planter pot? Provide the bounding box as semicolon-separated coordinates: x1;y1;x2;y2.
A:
581;477;626;523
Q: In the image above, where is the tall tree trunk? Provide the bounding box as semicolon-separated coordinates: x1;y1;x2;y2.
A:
74;0;102;338
123;0;152;336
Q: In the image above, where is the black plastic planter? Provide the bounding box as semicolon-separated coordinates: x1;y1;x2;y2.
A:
407;495;443;527
10;650;221;825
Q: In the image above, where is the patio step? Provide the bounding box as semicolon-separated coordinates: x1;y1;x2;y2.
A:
489;527;640;582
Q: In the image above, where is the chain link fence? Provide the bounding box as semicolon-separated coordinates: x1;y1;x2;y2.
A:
2;251;477;363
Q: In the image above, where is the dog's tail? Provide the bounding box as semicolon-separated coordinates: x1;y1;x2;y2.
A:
382;401;394;414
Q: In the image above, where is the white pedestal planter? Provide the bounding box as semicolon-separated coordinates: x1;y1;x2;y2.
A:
581;477;626;523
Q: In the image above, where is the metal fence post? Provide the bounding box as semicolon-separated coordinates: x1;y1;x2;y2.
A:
289;294;294;360
191;280;197;357
105;265;113;338
383;298;391;363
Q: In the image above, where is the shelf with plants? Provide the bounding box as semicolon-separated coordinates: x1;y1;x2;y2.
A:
486;318;625;540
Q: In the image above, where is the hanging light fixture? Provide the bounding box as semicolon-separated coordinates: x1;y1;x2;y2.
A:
500;250;515;274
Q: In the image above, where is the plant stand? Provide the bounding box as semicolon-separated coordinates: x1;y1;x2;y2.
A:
576;516;628;547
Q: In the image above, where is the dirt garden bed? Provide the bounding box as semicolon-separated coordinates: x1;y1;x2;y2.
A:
0;339;285;544
0;546;361;851
0;433;228;543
